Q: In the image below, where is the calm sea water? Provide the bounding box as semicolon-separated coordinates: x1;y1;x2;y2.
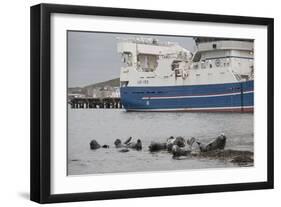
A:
67;109;254;175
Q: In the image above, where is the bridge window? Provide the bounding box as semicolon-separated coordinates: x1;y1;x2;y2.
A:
138;54;158;72
121;52;133;66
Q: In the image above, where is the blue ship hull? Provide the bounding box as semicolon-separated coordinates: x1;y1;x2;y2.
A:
120;80;254;112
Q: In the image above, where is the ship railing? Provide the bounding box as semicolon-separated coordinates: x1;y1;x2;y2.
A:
117;37;178;47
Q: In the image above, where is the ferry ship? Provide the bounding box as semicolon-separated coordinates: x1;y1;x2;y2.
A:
117;37;254;112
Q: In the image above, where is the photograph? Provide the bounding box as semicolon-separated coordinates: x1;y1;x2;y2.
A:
30;3;274;203
67;31;254;175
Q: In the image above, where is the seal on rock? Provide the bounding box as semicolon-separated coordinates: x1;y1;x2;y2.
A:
171;145;191;158
148;142;167;152
114;139;125;148
148;136;185;152
114;137;142;150
127;139;142;150
196;134;226;152
167;136;185;151
186;137;196;148
90;139;101;150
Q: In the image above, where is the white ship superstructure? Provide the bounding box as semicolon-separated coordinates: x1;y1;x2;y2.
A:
118;37;254;112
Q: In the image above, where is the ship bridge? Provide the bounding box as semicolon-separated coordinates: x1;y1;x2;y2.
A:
191;38;254;82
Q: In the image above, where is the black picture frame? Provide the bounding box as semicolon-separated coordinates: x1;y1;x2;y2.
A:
30;3;274;204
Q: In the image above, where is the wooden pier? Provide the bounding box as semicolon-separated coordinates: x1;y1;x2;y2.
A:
68;97;123;109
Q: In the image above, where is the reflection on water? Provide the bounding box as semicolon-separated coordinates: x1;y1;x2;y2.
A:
68;109;254;175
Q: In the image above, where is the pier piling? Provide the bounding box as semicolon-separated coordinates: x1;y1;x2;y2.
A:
69;97;121;109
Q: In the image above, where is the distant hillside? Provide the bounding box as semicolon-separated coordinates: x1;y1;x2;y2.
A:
83;78;120;90
68;87;83;94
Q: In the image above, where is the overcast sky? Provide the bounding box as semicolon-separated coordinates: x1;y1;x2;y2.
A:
68;31;196;87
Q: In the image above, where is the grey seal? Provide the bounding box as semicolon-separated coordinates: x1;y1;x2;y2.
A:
171;145;191;158
167;136;185;151
127;139;142;150
148;136;186;152
114;139;126;148
114;137;142;150
148;142;167;152
196;134;226;152
89;139;101;150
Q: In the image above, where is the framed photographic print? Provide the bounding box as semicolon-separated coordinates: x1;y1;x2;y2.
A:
30;3;274;203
